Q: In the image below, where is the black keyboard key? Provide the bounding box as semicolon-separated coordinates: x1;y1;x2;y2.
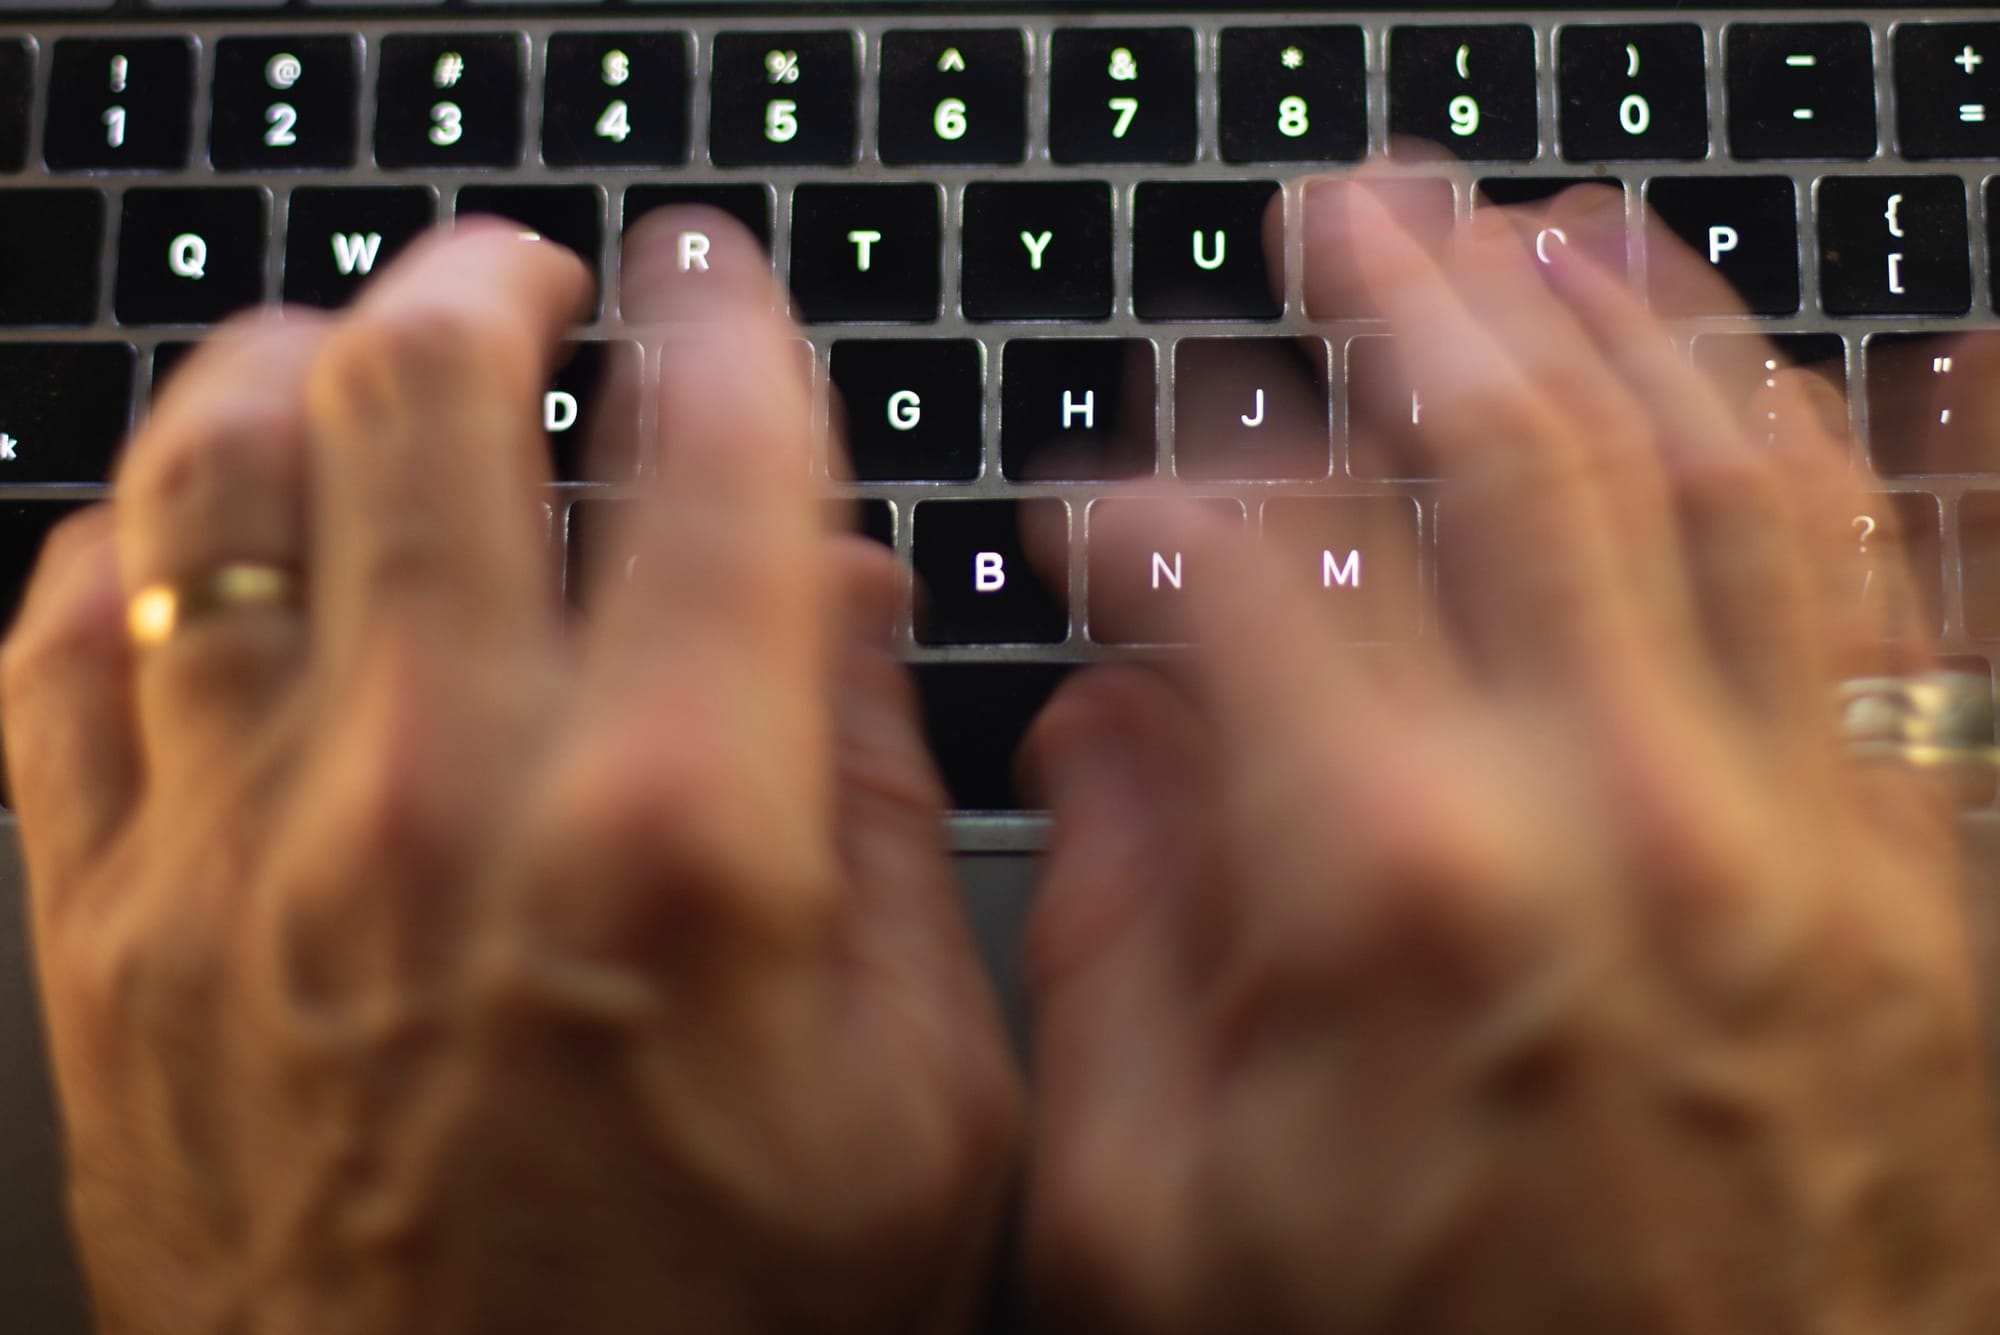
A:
1895;24;2000;160
210;36;358;171
1819;176;1969;317
456;185;602;312
1086;498;1244;646
1001;338;1155;482
545;340;640;483
1867;332;2000;476
0;502;91;632
542;32;689;169
1218;26;1367;165
623;183;771;254
1689;333;1847;434
849;498;894;549
1645;176;1800;315
1476;176;1626;208
1132;180;1283;322
830;339;982;481
1048;28;1197;165
1726;23;1877;161
1388;25;1538;162
1173;337;1330;482
1852;492;1943;635
0;343;133;483
879;29;1027;166
1;40;30;172
0;189;104;325
710;31;856;167
914;662;1078;811
789;183;941;324
375;34;523;169
115;188;267;326
961;181;1112;322
1261;496;1424;641
1557;23;1708;162
1962;493;2000;637
913;498;1068;646
151;339;198;396
45;37;193;171
283;186;434;307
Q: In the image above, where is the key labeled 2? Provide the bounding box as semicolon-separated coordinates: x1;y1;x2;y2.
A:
211;36;358;171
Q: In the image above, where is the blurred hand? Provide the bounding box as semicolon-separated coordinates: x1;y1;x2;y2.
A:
1022;176;2000;1333
6;215;1019;1335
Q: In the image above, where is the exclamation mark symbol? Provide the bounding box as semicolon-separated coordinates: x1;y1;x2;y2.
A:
109;54;127;92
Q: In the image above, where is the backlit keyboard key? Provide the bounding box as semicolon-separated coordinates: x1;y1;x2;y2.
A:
210;36;358;171
1557;23;1708;162
375;34;523;169
542;32;688;169
0;502;91;632
789;183;942;323
1173;337;1330;481
1049;28;1197;165
1726;23;1877;160
0;189;104;325
1389;25;1538;162
1218;26;1366;164
1001;338;1156;482
1818;176;1969;316
456;184;603;312
622;183;772;253
913;499;1068;646
1;40;29;172
545;340;641;483
1895;23;2000;159
1132;180;1283;322
879;29;1027;166
1261;496;1423;641
1086;498;1244;646
1853;491;1943;634
45;36;193;171
914;662;1077;810
1644;176;1800;315
1962;492;2000;637
1346;335;1433;480
0;343;134;483
283;186;434;307
710;31;856;167
114;188;267;326
1866;332;2000;476
961;181;1112;322
830;339;982;481
1689;332;1847;434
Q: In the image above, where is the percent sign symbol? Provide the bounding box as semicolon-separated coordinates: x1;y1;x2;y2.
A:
765;50;801;84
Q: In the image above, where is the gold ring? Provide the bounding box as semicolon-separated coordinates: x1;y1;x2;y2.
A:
127;563;302;649
1839;671;1998;769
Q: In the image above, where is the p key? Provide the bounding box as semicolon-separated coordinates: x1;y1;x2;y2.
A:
1644;176;1800;315
1389;25;1538;162
210;36;358;171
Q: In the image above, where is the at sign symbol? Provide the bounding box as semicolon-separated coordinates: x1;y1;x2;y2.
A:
266;53;304;90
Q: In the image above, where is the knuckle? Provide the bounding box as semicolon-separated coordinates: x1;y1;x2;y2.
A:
119;397;301;516
311;302;533;422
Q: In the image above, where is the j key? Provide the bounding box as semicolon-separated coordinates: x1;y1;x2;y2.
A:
1132;180;1282;322
914;663;1077;810
0;502;90;631
283;186;433;307
1;40;29;172
1557;23;1708;162
0;189;104;325
1644;176;1800;315
1866;332;2000;476
1850;492;1943;634
45;37;193;171
710;31;856;167
0;343;134;482
1173;337;1330;481
879;29;1026;166
543;33;688;168
830;339;982;481
961;182;1112;322
545;340;641;483
1388;25;1538;162
1218;26;1366;164
210;36;358;171
456;185;603;312
1261;496;1423;641
623;183;772;253
1690;332;1848;435
1961;492;2000;638
115;189;266;326
375;34;523;169
789;183;941;324
912;499;1068;646
1896;24;2000;159
1001;339;1155;482
1726;24;1877;160
1819;176;1969;317
1049;28;1197;165
1086;498;1244;646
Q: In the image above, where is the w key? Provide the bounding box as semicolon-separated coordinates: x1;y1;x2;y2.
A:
283;186;434;308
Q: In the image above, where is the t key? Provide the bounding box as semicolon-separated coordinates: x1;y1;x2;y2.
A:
1558;23;1708;161
45;36;193;171
1727;23;1877;160
210;36;358;171
879;29;1027;166
1389;25;1538;162
375;34;523;169
1819;176;1969;317
1049;28;1197;164
710;31;856;167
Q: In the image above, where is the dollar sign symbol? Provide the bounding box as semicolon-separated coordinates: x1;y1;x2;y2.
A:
601;49;630;87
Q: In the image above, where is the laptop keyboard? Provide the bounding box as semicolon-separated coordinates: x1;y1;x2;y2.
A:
1;6;1999;830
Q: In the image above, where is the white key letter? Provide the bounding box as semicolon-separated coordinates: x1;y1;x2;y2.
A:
330;231;383;277
168;233;207;280
678;230;711;272
848;228;883;272
887;389;922;431
1322;549;1362;588
1707;224;1739;265
543;390;578;433
1150;551;1183;590
1191;230;1226;270
1061;389;1095;430
1020;230;1054;271
974;551;1006;592
1240;387;1265;428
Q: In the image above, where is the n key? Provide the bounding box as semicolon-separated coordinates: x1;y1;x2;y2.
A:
284;187;435;307
1086;498;1244;646
45;37;193;171
1389;26;1538;161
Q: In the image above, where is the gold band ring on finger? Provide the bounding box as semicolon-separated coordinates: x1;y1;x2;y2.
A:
1839;671;2000;776
126;563;303;650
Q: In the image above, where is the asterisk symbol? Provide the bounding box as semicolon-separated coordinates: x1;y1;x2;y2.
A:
1281;45;1305;70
